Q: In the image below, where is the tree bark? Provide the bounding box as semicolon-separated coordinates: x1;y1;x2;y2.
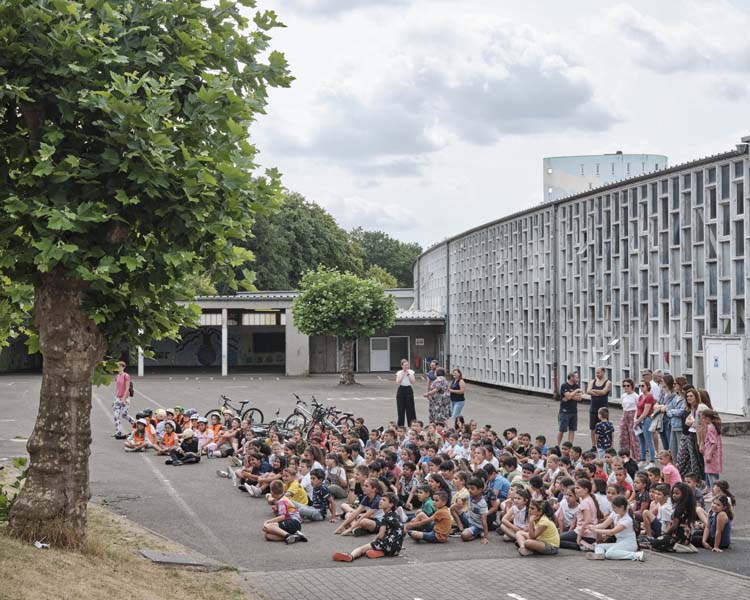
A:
8;269;106;548
339;337;356;385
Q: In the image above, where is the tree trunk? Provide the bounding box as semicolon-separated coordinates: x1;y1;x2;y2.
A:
8;270;106;548
339;337;356;385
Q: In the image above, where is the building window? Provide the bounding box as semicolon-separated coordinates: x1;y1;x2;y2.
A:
626;163;631;174
611;163;615;174
580;164;585;176
596;163;600;175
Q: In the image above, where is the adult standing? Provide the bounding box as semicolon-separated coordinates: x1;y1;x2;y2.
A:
426;360;438;394
557;372;581;447
634;381;656;465
643;369;662;452
666;375;687;454
677;388;705;479
113;360;131;440
425;367;451;424
652;374;674;450
587;367;611;451
618;378;640;459
395;358;416;427
449;368;466;425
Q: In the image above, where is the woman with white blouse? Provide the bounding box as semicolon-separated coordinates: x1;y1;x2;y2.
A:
395;358;417;427
618;378;640;458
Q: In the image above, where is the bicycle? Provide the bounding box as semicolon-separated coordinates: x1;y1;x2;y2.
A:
205;394;264;424
283;395;342;441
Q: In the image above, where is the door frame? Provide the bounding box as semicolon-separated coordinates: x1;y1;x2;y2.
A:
369;336;390;372
389;335;411;369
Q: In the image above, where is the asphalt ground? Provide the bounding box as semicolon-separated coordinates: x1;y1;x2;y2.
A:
1;372;749;599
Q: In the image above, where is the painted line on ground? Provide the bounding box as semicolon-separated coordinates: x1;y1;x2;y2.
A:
134;388;166;409
579;590;617;600
6;382;15;386
0;419;17;422
508;594;529;600
92;392;227;556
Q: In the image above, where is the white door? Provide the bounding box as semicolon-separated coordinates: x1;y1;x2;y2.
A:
704;339;743;414
370;337;390;371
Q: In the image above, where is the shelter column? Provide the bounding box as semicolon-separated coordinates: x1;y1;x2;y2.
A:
137;346;144;377
221;308;228;377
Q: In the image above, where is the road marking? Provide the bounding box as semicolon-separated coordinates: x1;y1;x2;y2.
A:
91;392;227;556
579;590;617;600
508;594;529;600
224;386;248;390
6;382;15;386
0;419;17;422
138;453;227;555
134;389;166;409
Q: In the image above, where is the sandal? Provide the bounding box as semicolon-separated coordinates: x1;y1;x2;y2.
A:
332;552;353;562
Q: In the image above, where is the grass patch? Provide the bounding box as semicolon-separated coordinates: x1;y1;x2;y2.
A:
0;466;252;600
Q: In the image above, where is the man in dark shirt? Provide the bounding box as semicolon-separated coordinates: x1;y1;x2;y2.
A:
557;372;581;447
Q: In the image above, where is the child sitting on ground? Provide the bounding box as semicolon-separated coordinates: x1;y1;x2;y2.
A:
516;499;560;556
262;480;307;544
408;491;451;543
333;493;404;561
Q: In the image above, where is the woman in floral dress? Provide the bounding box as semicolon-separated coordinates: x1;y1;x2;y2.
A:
426;367;451;423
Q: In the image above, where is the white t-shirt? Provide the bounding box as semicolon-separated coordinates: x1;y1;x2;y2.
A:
650;381;663;402
621;392;639;412
595;493;612;517
398;369;415;386
613;512;637;544
299;473;313;498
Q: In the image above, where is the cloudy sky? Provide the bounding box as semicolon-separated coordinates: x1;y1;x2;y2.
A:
251;0;750;246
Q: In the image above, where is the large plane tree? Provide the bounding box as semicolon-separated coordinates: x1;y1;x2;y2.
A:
0;0;291;547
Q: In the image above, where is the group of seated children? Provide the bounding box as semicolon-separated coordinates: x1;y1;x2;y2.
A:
198;413;736;560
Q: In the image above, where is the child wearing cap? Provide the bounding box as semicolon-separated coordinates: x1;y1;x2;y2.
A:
156;421;178;455
166;428;201;466
124;419;152;452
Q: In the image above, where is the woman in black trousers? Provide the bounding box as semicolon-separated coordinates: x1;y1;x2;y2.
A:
396;358;416;426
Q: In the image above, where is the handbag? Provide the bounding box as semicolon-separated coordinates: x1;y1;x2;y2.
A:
651;533;676;552
649;412;664;433
633;425;642;436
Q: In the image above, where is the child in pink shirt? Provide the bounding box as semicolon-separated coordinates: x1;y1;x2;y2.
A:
701;411;724;486
658;450;682;488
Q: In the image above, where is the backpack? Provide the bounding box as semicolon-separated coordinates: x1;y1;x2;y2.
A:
129;379;134;398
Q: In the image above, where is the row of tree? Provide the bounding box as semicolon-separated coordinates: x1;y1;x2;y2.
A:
238;192;422;291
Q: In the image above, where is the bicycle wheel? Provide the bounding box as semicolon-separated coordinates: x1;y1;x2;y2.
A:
241;408;264;424
204;408;222;420
284;412;307;431
335;415;356;430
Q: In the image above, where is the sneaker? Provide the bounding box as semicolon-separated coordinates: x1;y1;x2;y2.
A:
172;460;183;466
114;432;127;440
634;551;645;562
231;455;243;467
229;468;238;487
365;549;385;559
249;485;263;497
243;483;257;495
517;547;533;556
332;552;353;562
165;459;173;465
585;552;605;560
352;527;368;537
216;469;230;478
449;530;462;538
285;534;297;545
503;533;514;542
674;543;698;554
295;532;308;543
206;449;214;459
395;506;408;523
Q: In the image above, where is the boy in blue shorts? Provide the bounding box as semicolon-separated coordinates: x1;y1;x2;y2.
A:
455;477;489;544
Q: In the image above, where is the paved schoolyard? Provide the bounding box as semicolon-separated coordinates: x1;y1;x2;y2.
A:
1;372;749;599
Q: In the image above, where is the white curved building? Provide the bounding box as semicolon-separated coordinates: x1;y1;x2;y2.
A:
414;136;750;415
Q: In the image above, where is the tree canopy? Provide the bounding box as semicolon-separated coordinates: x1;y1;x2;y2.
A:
350;228;422;288
292;266;396;384
0;0;291;546
240;191;363;290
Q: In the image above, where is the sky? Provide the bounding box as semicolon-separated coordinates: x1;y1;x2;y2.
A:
250;0;750;246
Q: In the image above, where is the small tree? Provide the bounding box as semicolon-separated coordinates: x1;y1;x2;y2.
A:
0;0;290;547
365;265;398;288
293;267;396;384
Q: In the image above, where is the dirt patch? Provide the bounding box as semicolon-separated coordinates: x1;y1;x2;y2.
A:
0;501;251;600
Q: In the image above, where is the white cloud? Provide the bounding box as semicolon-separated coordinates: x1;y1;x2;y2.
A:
609;2;750;73
322;193;418;231
267;16;618;175
277;0;409;17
